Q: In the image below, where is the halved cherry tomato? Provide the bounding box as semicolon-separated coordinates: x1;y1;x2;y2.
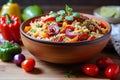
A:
21;58;35;72
43;17;55;23
82;64;99;77
105;64;120;79
96;56;115;69
99;23;106;29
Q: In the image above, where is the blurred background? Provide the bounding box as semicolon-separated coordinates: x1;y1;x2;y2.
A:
0;0;120;6
0;0;120;14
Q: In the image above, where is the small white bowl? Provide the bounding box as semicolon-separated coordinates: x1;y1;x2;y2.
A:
93;6;120;24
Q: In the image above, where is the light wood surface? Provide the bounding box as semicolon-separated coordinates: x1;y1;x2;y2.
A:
0;5;119;80
0;46;120;80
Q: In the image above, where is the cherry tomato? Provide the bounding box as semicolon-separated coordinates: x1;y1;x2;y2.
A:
21;58;35;72
99;23;106;29
96;56;115;69
105;64;120;79
82;64;99;76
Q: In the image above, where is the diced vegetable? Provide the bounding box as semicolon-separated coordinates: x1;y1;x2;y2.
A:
24;5;108;42
66;35;79;42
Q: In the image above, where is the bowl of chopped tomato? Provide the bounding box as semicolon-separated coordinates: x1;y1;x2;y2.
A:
20;5;111;64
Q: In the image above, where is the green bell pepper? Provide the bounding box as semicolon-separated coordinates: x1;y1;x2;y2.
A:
22;5;44;21
0;41;21;62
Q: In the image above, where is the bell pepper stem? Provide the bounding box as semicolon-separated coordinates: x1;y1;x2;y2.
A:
8;0;13;3
4;41;12;48
4;13;13;24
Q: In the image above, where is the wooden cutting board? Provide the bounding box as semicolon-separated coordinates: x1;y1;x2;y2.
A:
0;46;119;80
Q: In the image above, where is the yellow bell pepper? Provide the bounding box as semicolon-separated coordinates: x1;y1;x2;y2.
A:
0;0;21;18
66;35;79;42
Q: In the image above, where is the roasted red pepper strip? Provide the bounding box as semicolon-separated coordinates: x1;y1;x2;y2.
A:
43;17;55;23
87;35;96;40
56;36;63;42
99;23;106;29
79;33;89;41
0;13;21;42
60;25;74;33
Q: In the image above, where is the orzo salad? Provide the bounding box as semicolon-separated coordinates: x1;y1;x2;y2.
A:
24;5;108;42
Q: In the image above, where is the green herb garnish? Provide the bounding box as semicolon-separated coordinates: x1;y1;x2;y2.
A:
65;16;74;21
36;23;40;28
57;10;66;16
49;11;54;15
72;12;82;18
49;11;58;17
49;5;81;22
30;29;37;33
65;5;73;14
56;16;63;22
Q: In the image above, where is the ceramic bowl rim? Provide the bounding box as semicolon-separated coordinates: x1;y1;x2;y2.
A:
20;14;112;46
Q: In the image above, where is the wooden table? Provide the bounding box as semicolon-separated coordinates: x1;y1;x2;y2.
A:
0;5;120;80
0;46;120;80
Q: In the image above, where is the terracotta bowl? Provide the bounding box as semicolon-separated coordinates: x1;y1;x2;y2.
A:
20;13;111;64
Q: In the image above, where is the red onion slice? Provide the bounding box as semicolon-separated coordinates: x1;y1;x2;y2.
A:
65;29;79;38
48;24;60;36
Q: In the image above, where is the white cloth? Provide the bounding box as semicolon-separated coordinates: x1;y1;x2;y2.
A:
111;24;120;56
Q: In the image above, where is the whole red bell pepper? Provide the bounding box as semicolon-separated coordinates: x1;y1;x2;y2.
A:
0;13;21;42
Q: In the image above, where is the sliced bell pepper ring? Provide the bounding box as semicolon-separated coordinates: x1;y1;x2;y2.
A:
43;17;56;23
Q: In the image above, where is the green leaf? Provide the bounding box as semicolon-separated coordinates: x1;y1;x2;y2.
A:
56;16;62;22
49;11;54;15
49;11;58;17
65;16;73;21
51;13;58;17
57;10;66;16
65;5;73;13
72;12;81;18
